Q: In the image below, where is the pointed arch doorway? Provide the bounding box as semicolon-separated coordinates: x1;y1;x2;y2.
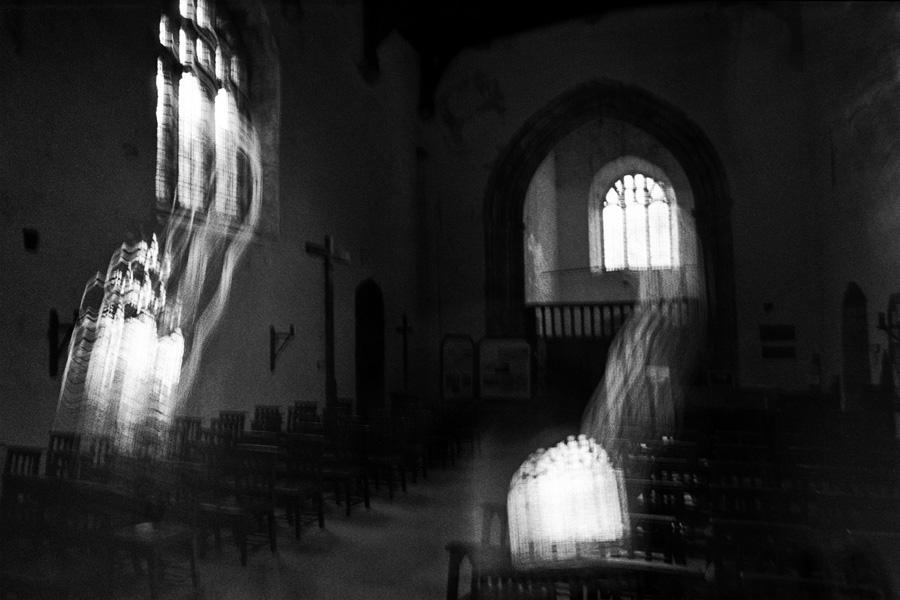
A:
484;79;737;398
355;279;385;420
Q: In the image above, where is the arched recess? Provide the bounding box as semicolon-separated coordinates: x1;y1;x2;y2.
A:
484;79;737;372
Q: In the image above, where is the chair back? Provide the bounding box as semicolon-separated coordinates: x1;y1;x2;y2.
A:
287;402;321;433
46;431;81;478
79;435;114;483
252;405;283;433
3;445;42;477
217;411;246;436
172;415;202;459
231;444;277;504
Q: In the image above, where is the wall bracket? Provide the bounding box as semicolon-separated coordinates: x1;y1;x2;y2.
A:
270;324;295;372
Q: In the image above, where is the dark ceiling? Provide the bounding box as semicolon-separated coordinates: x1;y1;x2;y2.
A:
358;0;666;113
356;1;802;114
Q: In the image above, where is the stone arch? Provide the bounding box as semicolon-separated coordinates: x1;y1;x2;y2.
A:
484;78;736;371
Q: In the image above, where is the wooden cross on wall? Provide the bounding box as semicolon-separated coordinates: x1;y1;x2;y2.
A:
305;235;350;408
396;313;413;391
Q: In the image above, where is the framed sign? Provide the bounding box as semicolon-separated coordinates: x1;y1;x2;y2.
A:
479;338;531;399
441;334;476;400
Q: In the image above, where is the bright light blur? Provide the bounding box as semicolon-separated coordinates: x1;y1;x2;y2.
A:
508;435;628;569
582;203;705;450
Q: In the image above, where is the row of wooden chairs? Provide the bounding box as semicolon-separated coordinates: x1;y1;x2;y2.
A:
2;439;197;599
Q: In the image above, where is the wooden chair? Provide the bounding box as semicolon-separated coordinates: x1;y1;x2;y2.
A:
79;435;115;483
321;416;371;516
708;483;801;522
445;540;709;600
1;476;123;600
171;415;202;461
217;411;246;438
1;446;45;543
46;431;81;479
276;432;326;538
286;402;323;434
708;459;781;489
198;443;278;566
626;454;708;488
3;445;42;478
195;424;239;470
625;478;692;520
110;460;199;599
366;413;408;499
251;405;283;433
628;512;687;565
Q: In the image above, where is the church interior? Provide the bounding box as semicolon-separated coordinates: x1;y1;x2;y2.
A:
3;0;900;598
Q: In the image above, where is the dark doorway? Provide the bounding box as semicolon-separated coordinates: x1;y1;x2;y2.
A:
355;279;385;419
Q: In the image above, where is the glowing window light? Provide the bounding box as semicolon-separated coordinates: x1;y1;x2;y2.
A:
196;0;214;29
231;56;245;95
507;435;629;570
648;182;673;268
82;304;126;435
157;2;257;227
214;87;239;220
215;46;228;83
625;176;648;268
113;313;159;450
180;0;195;20
151;329;184;426
156;60;176;206
158;15;177;54
60;236;177;449
602;187;625;271
197;37;214;75
179;27;193;66
600;173;677;271
54;277;103;433
177;72;206;211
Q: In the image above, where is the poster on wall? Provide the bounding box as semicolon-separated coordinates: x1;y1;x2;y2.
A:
441;335;476;400
479;338;531;399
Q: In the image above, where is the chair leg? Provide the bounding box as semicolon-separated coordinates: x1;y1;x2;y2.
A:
233;521;247;566
188;538;199;591
148;551;160;600
317;492;325;529
268;511;277;553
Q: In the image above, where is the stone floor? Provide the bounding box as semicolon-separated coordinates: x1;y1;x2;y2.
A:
110;398;581;600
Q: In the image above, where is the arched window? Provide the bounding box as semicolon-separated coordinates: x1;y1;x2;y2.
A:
155;0;259;227
589;160;679;272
